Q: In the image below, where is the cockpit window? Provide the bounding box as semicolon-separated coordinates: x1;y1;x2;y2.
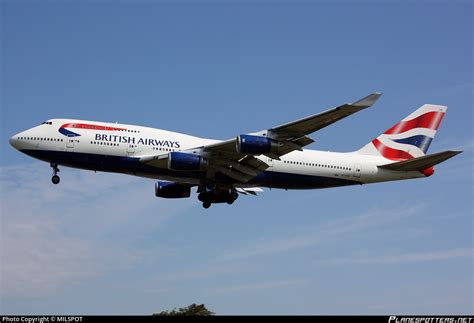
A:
41;121;53;125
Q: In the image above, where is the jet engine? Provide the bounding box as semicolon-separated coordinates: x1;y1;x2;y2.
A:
236;135;279;154
155;181;191;198
168;152;207;171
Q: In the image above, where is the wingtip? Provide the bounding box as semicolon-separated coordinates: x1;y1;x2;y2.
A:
352;92;383;108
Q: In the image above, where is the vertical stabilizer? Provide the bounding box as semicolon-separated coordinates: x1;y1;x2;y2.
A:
356;104;447;160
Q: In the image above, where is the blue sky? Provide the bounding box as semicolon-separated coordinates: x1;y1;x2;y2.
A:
1;0;472;315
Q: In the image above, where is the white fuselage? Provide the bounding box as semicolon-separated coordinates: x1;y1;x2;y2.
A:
9;119;426;189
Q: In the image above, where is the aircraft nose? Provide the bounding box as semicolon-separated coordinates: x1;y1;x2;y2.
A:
9;134;19;149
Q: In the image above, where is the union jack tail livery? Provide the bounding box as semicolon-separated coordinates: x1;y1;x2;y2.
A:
356;104;447;160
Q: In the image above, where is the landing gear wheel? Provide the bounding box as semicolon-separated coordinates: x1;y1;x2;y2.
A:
50;163;60;185
52;175;60;185
198;193;205;202
227;191;238;204
203;201;211;209
205;180;216;191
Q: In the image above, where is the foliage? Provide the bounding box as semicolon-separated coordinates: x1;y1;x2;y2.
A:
153;303;215;316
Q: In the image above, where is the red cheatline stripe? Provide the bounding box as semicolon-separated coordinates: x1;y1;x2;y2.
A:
384;111;445;135
61;123;126;131
372;138;414;161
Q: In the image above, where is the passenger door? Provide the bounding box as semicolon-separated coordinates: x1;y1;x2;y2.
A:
353;164;361;178
66;135;75;151
127;144;135;156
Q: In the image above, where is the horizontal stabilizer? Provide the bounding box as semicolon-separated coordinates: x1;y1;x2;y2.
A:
378;150;462;171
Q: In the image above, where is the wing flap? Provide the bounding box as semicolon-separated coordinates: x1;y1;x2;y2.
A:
210;155;269;183
378;150;462;171
235;187;264;195
238;155;270;172
211;165;254;182
293;136;315;147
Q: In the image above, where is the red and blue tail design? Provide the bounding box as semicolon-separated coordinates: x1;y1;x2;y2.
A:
356;104;447;160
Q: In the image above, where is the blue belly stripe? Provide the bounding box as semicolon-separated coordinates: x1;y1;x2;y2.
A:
19;149;360;189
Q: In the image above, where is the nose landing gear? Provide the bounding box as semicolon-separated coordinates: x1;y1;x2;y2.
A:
51;163;60;184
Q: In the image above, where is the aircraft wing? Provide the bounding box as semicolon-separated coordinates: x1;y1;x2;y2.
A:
267;92;382;140
198;92;381;160
140;148;270;183
141;92;382;182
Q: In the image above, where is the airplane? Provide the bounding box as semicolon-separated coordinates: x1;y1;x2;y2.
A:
9;92;462;208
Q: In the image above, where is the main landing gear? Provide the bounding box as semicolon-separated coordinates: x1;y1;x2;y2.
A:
198;182;239;209
51;163;60;184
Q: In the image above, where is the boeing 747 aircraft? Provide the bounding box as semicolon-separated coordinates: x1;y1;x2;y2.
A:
9;93;461;208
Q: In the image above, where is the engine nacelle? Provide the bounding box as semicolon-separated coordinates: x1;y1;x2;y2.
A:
236;135;279;154
168;152;207;171
155;181;191;198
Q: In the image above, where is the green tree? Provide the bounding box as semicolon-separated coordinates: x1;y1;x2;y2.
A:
153;304;215;316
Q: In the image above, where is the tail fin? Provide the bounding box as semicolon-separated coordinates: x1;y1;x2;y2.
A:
356;104;447;160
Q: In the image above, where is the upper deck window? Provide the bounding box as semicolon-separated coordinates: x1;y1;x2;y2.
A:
41;121;53;125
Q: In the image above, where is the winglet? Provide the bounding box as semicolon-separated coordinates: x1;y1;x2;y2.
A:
352;92;383;108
